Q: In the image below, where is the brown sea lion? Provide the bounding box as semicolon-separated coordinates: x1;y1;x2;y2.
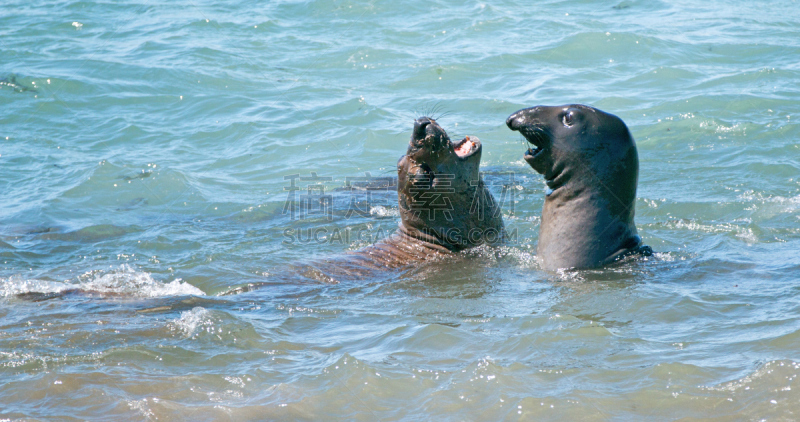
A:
221;116;505;294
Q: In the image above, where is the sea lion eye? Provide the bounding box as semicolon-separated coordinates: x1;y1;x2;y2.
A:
562;111;575;127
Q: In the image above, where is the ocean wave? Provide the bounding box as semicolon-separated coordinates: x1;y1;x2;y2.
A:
1;264;204;299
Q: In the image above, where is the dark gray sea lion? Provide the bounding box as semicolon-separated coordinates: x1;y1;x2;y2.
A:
506;104;651;270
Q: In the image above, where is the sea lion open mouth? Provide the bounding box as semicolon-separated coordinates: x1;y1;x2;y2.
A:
406;116;482;164
519;126;548;160
506;111;553;173
453;136;480;158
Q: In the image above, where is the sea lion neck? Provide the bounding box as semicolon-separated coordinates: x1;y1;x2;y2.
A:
543;157;611;200
395;222;454;252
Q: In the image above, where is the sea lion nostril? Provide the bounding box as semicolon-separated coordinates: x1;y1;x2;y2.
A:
506;112;526;130
415;117;431;127
505;114;516;129
413;119;432;139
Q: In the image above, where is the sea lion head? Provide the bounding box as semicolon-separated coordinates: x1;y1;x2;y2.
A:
396;116;503;250
506;104;638;206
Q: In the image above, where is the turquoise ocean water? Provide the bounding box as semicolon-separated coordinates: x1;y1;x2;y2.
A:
2;0;800;419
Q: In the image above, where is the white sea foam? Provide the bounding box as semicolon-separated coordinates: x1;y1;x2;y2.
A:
369;205;399;217
739;191;800;212
171;306;212;337
0;264;204;298
0;277;67;297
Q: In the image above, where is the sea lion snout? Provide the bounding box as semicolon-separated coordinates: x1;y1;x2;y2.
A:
413;117;432;139
505;111;523;130
506;107;541;130
410;117;449;151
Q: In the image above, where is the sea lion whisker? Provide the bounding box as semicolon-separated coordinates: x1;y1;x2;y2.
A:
433;110;452;121
428;102;442;116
